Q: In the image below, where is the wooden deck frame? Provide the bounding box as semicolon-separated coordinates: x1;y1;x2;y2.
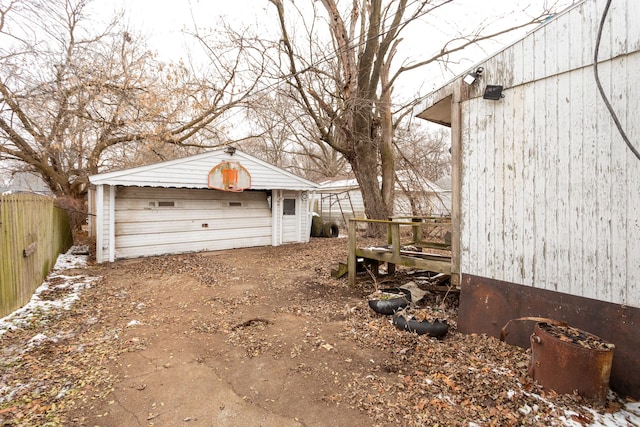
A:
347;217;452;286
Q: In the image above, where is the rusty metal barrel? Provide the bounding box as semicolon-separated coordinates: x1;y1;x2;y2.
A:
529;322;615;405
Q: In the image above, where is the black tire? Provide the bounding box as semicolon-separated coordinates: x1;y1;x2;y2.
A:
322;222;339;238
311;216;324;237
381;288;413;301
368;297;410;315
392;315;449;338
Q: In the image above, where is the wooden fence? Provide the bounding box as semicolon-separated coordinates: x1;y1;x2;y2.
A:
0;193;73;318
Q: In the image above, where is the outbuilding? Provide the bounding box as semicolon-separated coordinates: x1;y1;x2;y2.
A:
417;0;640;398
88;148;318;263
317;174;450;226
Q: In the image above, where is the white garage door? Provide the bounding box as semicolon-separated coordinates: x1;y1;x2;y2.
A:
114;187;272;259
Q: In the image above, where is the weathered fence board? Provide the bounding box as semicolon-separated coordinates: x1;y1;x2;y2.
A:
0;194;73;318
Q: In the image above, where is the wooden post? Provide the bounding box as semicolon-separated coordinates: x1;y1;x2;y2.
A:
389;222;400;275
348;219;357;286
450;83;463;286
411;217;422;245
391;222;400;255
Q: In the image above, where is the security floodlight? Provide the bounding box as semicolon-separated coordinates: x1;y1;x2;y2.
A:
463;67;484;85
483;85;504;100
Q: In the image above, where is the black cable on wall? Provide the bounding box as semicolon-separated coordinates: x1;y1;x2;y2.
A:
593;0;640;161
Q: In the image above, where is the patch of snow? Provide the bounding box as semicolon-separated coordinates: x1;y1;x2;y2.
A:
127;320;142;328
491;366;513;375
53;249;89;270
0;383;27;405
519;403;532;415
0;246;100;337
28;333;51;347
519;386;639;427
0;247;99;406
580;399;640;426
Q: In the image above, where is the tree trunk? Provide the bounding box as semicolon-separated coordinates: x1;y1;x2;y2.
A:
350;96;390;236
380;55;396;216
351;142;388;236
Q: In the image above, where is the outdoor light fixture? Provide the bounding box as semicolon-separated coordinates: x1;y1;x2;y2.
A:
483;85;504;100
463;67;484;85
225;146;237;155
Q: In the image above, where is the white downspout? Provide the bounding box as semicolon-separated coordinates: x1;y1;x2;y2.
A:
95;185;104;263
296;192;302;242
271;189;280;246
108;185;116;262
306;191;315;241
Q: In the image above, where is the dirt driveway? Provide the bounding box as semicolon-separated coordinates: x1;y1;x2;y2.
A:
70;239;379;426
1;238;635;426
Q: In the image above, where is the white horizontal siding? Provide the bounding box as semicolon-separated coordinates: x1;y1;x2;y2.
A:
115;216;272;235
116;226;271;249
90;150;318;191
393;193;451;217
117;236;272;260
113;187;272;259
460;0;640;308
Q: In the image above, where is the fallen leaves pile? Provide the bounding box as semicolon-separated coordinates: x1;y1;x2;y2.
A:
1;238;638;426
0;262;117;425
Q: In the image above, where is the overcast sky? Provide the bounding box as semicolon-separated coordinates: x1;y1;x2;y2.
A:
90;0;579;94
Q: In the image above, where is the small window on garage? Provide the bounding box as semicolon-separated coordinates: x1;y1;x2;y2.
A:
283;198;296;215
228;201;243;207
158;201;175;207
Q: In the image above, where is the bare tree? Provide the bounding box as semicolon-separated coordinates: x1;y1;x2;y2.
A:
0;0;259;201
393;123;451;215
395;124;451;183
243;89;348;180
267;0;560;230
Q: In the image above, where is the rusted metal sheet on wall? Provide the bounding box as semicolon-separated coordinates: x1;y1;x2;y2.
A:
458;274;640;400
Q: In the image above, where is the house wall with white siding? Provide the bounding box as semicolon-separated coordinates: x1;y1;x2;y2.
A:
417;0;640;398
461;0;639;308
421;0;639;308
394;191;451;217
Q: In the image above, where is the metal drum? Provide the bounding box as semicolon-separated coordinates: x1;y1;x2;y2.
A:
529;322;615;405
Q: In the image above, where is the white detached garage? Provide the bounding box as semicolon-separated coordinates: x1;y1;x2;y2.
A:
88;148;319;263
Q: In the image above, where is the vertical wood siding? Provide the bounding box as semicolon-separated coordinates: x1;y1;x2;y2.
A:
460;0;640;307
